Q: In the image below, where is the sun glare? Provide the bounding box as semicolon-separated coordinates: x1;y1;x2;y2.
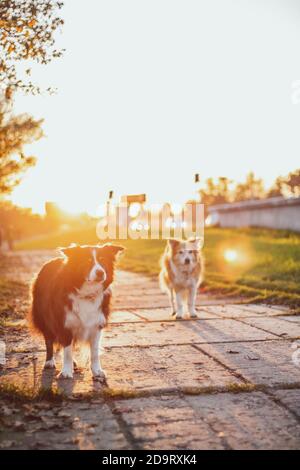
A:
224;249;238;263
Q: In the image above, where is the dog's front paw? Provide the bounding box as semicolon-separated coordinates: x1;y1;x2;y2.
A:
92;368;106;381
44;358;56;369
57;369;73;379
174;311;183;320
189;310;198;318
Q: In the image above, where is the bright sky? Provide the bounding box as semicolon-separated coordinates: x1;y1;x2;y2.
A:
11;0;300;214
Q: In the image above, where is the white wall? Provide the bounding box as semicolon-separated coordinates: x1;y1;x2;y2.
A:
209;199;300;232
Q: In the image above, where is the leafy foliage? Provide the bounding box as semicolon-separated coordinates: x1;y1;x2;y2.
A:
0;0;64;94
267;169;300;198
0;2;65;195
199;169;300;208
199;177;232;208
285;169;300;196
0;94;43;193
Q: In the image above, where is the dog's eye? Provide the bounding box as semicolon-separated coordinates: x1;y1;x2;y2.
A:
178;250;184;254
188;250;192;254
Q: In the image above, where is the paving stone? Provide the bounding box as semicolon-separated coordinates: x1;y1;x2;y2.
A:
113;271;233;309
102;344;240;392
145;345;241;389
113;272;168;308
273;389;300;418
113;294;169;309
1;343;240;396
277;316;300;324
204;304;294;319
109;310;144;323
0;401;129;450
128;418;225;450
203;305;263;318
240;317;300;339
102;346;170;392
130;307;219;322
103;318;277;348
116;391;300;449
238;304;290;316
113;395;193;427
199;340;300;386
185;391;300;449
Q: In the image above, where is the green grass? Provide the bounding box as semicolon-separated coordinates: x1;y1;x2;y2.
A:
16;226;300;312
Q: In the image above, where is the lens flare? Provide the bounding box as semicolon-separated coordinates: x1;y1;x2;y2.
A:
224;249;238;263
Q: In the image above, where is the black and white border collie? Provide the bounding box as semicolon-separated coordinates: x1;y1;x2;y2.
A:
30;243;124;380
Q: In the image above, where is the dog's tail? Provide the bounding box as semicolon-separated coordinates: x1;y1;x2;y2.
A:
159;269;168;294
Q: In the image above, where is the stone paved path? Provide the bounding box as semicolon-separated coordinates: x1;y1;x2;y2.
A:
1;251;300;450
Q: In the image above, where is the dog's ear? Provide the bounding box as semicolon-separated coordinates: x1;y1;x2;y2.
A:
188;238;202;250
59;243;80;258
167;238;181;250
99;243;125;260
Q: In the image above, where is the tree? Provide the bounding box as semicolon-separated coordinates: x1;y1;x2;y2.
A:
267;175;286;198
0;0;64;94
214;177;232;204
0;1;64;196
0;200;48;240
199;177;232;205
267;169;300;198
233;172;265;202
198;177;233;216
0;94;43;194
285;169;300;196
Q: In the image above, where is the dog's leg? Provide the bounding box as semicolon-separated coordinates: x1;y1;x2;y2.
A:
188;284;198;318
58;343;74;379
90;329;106;380
170;288;176;316
175;291;184;319
44;337;56;369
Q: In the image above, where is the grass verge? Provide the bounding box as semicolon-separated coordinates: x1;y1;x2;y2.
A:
0;382;66;403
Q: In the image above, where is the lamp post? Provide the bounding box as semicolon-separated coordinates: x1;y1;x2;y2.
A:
194;173;201;201
106;190;114;218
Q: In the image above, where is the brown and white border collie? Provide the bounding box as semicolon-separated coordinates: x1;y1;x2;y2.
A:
159;238;203;319
30;243;124;380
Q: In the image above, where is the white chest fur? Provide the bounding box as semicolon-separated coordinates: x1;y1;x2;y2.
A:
65;283;106;341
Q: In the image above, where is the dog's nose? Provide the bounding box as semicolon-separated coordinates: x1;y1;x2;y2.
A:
184;258;190;265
